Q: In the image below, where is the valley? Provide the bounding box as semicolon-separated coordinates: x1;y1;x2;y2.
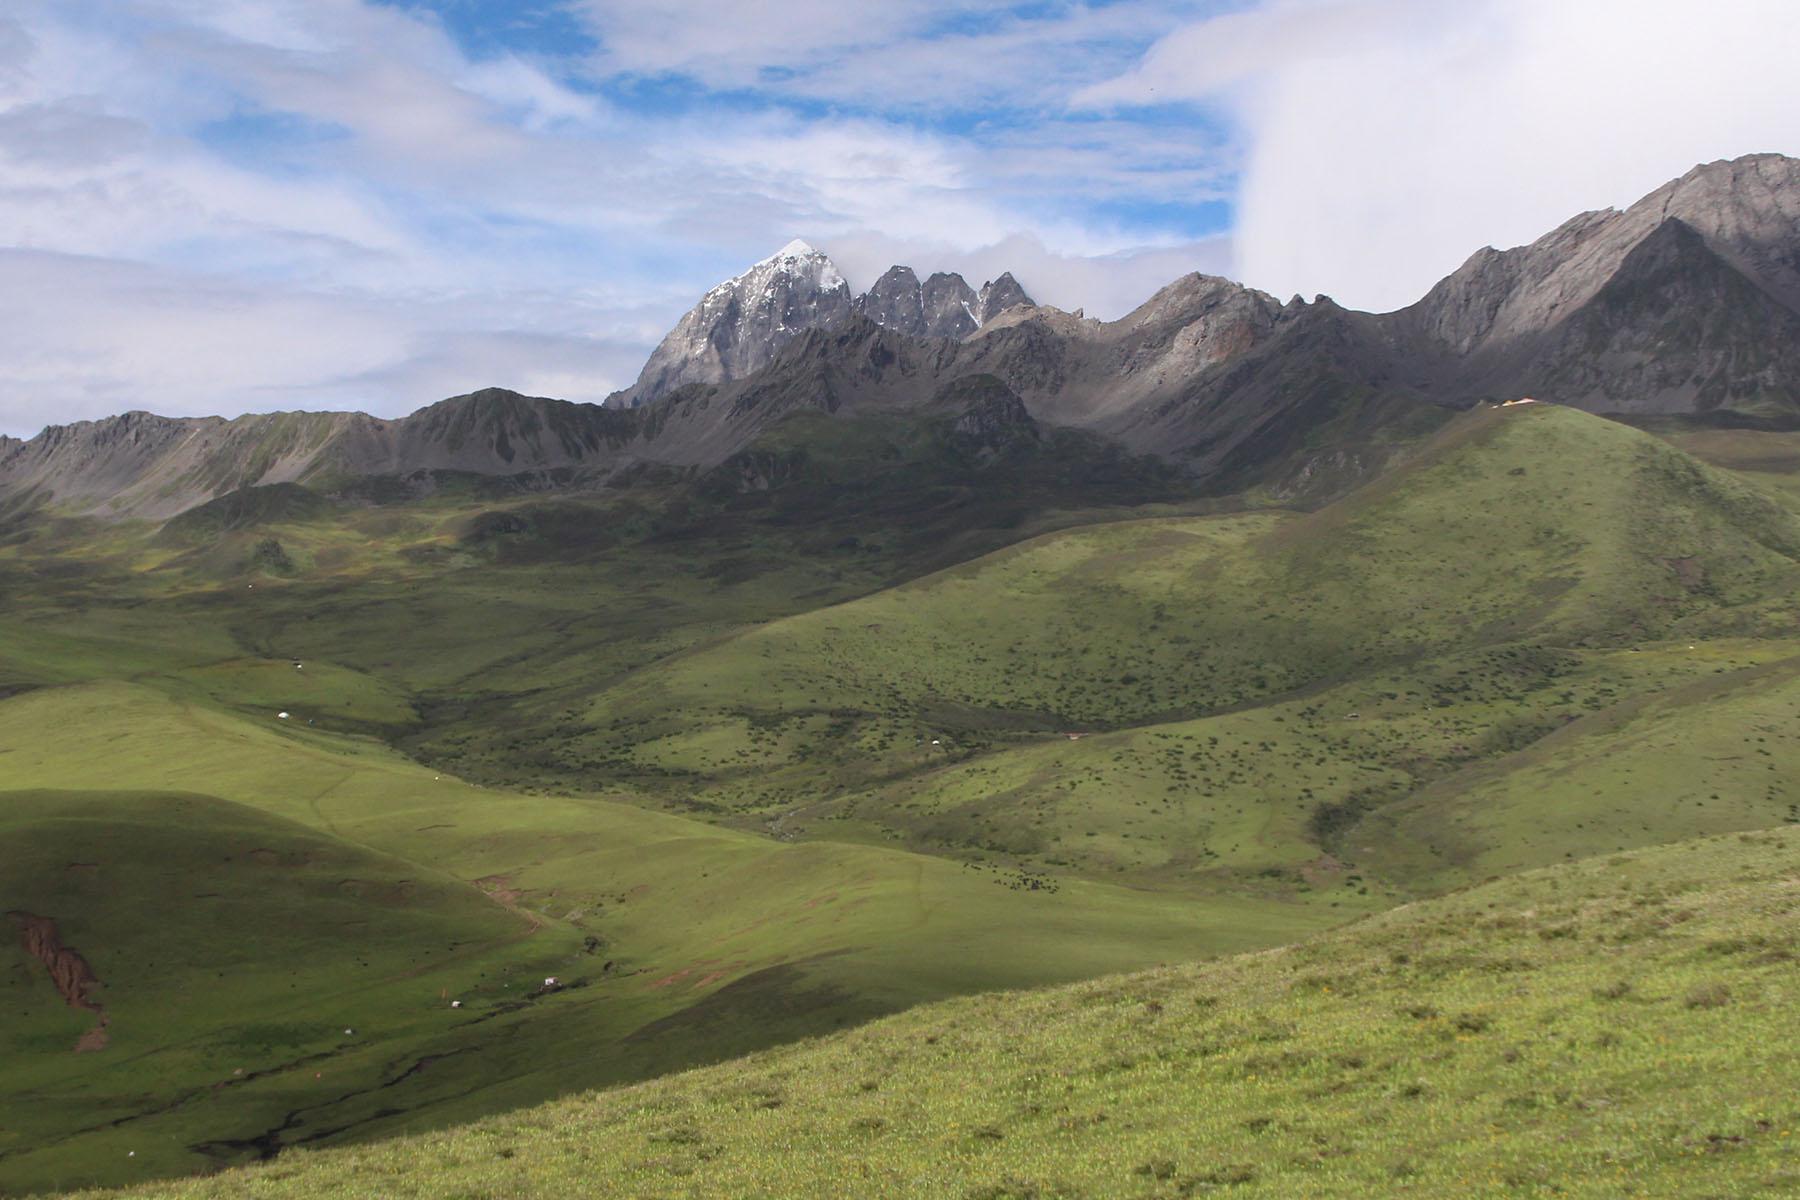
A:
0;452;1338;1192
7;403;1800;1195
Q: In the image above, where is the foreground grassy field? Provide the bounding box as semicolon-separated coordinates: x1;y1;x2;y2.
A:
0;441;1281;1193
67;826;1800;1199
1;787;550;1191
0;682;1341;1194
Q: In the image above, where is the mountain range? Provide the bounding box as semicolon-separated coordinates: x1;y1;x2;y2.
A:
4;153;1800;520
608;239;1034;408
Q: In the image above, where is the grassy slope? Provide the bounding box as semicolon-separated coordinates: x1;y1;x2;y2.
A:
1;789;541;1192
516;404;1800;897
71;826;1800;1199
10;403;1800;1193
2;462;1307;1193
1350;645;1800;885
647;403;1800;728
1664;427;1800;508
0;682;1335;1195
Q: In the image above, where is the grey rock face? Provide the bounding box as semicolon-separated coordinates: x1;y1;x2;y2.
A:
0;410;334;520
0;389;643;519
1397;153;1800;415
852;267;1035;341
613;240;853;409
974;273;1031;322
954;272;1289;432
917;271;979;338
615;244;1036;408
1495;217;1800;415
856;262;1000;338
856;266;929;337
932;374;1040;448
1632;153;1800;309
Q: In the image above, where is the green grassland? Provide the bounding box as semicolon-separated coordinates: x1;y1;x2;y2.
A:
68;826;1800;1199
0;682;1335;1194
1662;427;1800;507
1;787;544;1191
8;400;1800;1194
478;405;1800;892
787;640;1795;887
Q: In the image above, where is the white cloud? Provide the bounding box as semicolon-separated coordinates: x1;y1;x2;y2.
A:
1074;0;1426;107
1086;0;1800;311
0;16;37;99
0;249;657;436
665;112;1237;317
577;0;959;84
692;2;1192;116
693;119;1008;243
0;250;397;431
0;101;149;167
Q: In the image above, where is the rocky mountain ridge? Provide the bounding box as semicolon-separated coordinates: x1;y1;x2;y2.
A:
0;394;639;521
607;240;1036;408
854;265;1032;343
1390;153;1800;413
6;153;1800;520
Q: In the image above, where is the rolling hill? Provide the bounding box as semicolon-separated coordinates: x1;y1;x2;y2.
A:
480;404;1800;892
61;826;1800;1199
9;397;1800;1194
0;680;1338;1194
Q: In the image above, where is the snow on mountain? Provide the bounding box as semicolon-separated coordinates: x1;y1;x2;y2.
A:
611;243;1033;408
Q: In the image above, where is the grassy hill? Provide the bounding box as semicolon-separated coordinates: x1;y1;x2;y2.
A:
9;400;1800;1194
1;787;543;1191
471;404;1800;895
64;826;1800;1199
0;682;1340;1194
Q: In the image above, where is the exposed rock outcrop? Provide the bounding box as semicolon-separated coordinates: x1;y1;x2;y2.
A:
613;241;854;408
854;267;1035;342
1395;153;1800;413
610;243;1036;408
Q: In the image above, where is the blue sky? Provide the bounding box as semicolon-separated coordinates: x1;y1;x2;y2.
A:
1;0;1797;435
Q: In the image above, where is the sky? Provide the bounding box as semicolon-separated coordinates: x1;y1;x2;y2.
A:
2;0;1797;437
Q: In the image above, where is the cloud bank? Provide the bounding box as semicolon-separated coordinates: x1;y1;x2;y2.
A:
1084;0;1800;311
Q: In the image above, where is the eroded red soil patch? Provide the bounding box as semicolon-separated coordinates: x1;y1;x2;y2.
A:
9;910;111;1051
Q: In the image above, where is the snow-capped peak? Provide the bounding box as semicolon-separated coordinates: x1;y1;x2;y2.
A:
620;243;1031;407
700;241;846;303
746;238;844;290
767;238;821;262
